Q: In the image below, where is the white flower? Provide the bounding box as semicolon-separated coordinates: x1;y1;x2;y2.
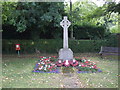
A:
73;59;76;62
44;67;46;71
65;60;69;65
43;57;46;59
88;59;90;61
48;65;50;68
79;65;81;67
38;63;40;65
91;66;94;68
51;63;55;66
41;62;45;64
58;60;62;63
93;62;96;64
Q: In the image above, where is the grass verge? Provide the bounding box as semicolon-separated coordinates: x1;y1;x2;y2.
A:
2;54;118;88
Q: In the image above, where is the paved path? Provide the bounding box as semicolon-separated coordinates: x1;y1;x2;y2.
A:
59;69;86;88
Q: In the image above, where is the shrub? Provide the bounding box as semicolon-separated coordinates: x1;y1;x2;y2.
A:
2;38;118;54
73;25;105;39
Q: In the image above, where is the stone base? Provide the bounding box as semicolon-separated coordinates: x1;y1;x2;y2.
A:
58;48;73;61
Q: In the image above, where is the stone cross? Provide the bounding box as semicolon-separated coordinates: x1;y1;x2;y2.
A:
60;16;71;48
59;16;73;61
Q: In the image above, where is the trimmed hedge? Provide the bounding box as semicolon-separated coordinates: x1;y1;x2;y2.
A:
2;38;118;54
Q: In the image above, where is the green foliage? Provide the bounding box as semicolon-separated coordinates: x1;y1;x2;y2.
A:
86;2;119;34
65;0;98;26
104;34;118;47
110;25;119;33
2;2;65;39
2;1;119;40
106;2;120;14
65;1;119;35
2;38;118;54
73;25;106;39
2;2;17;24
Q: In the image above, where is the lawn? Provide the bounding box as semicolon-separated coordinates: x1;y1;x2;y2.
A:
77;57;118;88
2;53;118;88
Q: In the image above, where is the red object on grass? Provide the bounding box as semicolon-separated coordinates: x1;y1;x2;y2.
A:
16;44;20;50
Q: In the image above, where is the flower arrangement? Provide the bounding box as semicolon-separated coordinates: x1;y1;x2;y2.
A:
33;56;58;72
33;56;102;73
63;60;71;67
70;59;79;67
56;59;79;67
56;59;63;67
76;57;102;72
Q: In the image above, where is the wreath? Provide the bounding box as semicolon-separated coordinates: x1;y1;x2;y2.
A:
56;60;63;67
63;60;70;67
70;59;79;67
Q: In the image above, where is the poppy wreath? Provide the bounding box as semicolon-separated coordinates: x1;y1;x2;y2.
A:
63;60;71;67
70;60;79;67
56;59;63;67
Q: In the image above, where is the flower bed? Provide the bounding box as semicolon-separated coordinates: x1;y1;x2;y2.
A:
33;56;59;73
33;56;102;73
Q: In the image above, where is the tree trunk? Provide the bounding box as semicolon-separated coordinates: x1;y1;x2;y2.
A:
70;0;74;39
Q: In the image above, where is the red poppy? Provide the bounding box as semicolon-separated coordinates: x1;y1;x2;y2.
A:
85;61;89;64
44;58;49;61
40;56;44;58
87;63;92;65
70;60;79;67
81;64;85;67
93;65;97;68
47;61;51;64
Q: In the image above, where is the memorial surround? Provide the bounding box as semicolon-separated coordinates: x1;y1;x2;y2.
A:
32;16;102;73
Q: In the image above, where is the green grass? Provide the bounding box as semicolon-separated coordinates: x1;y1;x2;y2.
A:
2;54;118;88
2;57;60;88
77;57;118;88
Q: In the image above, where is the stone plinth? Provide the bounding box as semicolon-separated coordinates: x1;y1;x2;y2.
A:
59;48;73;61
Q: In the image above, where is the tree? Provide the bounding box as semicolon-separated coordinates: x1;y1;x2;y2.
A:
2;2;17;24
86;1;119;33
65;0;98;26
2;2;65;40
69;0;74;39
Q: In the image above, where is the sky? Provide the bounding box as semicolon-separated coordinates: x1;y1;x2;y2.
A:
65;0;120;7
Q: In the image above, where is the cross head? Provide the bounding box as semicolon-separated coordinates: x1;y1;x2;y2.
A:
60;16;71;28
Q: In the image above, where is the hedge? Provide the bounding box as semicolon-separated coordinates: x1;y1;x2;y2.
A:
2;38;118;54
